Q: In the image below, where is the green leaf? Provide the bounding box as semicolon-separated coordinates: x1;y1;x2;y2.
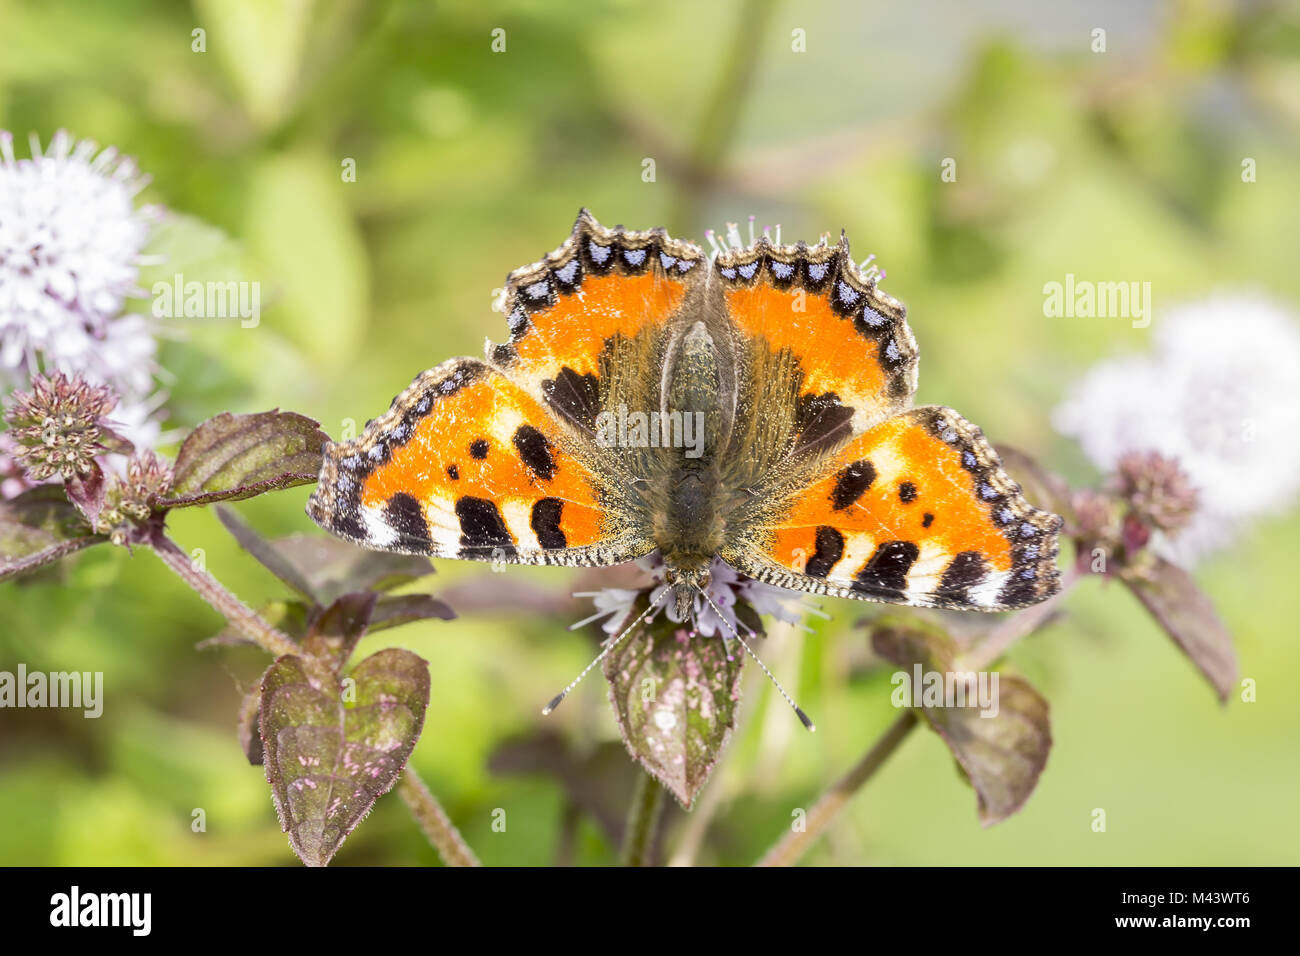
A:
159;410;328;508
368;593;456;631
139;213;247;292
872;619;1052;827
245;152;369;369
268;534;435;605
260;648;431;867
0;486;106;582
603;597;744;808
193;0;315;129
1123;556;1237;702
301;591;377;671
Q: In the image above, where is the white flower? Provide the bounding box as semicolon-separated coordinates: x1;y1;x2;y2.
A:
0;130;166;459
1054;295;1300;564
569;587;641;635
576;552;817;642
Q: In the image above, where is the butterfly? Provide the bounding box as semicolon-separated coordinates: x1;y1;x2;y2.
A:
307;210;1062;626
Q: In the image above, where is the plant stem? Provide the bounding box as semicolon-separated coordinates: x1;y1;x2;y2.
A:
396;768;482;868
149;529;300;658
756;711;918;867
668;0;779;231
621;771;665;867
756;566;1085;867
152;526;483;868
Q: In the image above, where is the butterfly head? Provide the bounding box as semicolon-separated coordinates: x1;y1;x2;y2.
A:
664;563;711;620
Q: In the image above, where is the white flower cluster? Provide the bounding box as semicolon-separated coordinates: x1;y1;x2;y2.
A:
574;553;812;641
0;130;164;455
1054;295;1300;564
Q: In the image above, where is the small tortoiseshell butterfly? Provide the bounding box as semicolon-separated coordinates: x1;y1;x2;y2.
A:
308;210;1061;623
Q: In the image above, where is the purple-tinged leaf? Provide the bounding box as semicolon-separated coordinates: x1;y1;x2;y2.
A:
215;505;317;600
263;533;434;605
97;424;136;457
158;410;328;508
64;461;107;524
368;593;456;631
872;619;1051;827
302;591;378;671
604;599;744;808
260;648;430;866
1123;556;1237;702
0;486;105;582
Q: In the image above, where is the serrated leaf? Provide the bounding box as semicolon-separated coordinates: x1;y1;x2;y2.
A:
0;486;105;582
603;598;744;808
872;619;1051;826
1124;556;1237;702
268;534;434;604
160;410;328;508
260;648;430;866
301;591;377;671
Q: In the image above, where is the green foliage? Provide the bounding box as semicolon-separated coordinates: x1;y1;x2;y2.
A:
260;648;431;866
162;411;329;508
2;0;1299;866
603;598;745;808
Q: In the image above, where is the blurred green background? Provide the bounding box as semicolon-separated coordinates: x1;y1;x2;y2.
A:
2;0;1298;865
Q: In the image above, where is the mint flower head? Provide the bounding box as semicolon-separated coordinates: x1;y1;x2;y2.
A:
0;130;165;450
576;552;813;643
4;372;119;480
1054;295;1300;565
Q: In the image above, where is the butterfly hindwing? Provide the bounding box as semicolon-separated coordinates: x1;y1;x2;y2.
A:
307;357;652;566
721;406;1063;610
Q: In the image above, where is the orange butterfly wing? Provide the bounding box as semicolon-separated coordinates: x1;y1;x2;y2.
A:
713;235;1060;610
308;211;705;567
722;407;1062;609
307;358;646;564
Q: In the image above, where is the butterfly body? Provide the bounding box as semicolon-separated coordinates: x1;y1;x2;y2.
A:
308;210;1062;614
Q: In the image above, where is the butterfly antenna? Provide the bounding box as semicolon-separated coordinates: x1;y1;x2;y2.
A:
543;590;666;716
697;588;816;732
